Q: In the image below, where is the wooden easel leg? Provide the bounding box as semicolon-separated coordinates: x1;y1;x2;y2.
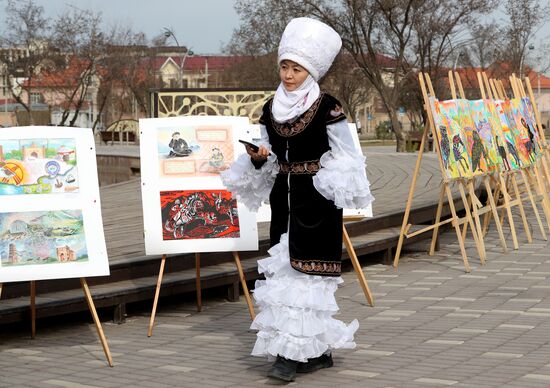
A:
520;169;547;240
500;175;519;250
467;181;487;264
429;184;446;255
459;182;486;265
232;251;256;320
393;122;429;268
0;283;3;299
461;181;473;241
511;173;532;243
343;224;374;306
445;184;471;272
147;254;166;337
30;281;36;339
532;164;550;232
80;278;113;367
483;177;508;251
482;177;500;235
195;253;202;313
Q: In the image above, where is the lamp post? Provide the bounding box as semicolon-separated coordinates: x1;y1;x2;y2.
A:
519;44;535;80
163;28;193;88
453;51;463;72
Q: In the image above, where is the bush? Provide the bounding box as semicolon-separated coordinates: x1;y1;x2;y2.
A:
375;120;394;140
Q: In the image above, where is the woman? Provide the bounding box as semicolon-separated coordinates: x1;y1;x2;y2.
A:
222;17;373;382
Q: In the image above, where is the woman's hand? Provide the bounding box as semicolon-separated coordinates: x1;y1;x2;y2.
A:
247;144;269;162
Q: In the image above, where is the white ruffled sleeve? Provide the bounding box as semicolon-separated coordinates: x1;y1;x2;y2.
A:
313;120;374;209
220;124;279;212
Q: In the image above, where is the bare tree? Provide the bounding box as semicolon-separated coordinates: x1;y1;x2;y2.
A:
304;0;495;151
0;0;52;125
501;0;549;77
48;6;105;127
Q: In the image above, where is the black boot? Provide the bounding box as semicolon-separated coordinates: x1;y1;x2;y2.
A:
267;356;298;382
296;353;334;373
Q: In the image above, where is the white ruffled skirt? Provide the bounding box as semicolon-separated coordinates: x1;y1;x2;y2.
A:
251;233;359;362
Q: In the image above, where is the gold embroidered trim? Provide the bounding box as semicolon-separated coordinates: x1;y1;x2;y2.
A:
269;93;324;137
290;258;341;275
278;159;321;175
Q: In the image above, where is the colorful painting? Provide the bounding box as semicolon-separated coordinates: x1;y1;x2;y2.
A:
469;100;502;171
0;138;78;195
0;210;87;267
160;190;240;240
521;97;547;147
495;100;529;168
430;98;472;179
510;98;539;164
455;100;489;175
484;101;515;171
156;125;234;177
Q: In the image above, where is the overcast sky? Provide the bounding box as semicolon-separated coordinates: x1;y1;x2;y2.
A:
13;0;241;54
3;0;550;59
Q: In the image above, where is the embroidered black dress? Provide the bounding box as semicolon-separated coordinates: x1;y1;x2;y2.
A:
259;93;346;277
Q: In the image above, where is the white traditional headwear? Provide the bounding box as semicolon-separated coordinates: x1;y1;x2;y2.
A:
277;17;342;81
272;17;342;123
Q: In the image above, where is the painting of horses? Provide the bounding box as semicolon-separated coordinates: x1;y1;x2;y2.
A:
160;190;240;240
494;100;524;169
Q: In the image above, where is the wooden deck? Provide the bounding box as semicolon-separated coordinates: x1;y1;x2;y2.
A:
1;146;458;324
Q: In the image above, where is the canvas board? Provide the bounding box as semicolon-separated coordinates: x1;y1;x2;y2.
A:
0;126;109;283
139;116;258;255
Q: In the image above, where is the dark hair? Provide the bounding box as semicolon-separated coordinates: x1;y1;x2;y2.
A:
172;131;180;136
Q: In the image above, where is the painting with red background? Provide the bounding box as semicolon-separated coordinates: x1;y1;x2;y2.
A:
160;189;240;240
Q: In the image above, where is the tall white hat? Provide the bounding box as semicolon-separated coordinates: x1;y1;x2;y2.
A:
278;17;342;81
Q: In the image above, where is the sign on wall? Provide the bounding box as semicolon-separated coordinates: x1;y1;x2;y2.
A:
0;127;109;283
139;116;258;255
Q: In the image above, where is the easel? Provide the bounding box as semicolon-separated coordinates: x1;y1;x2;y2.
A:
472;74;536;247
509;75;550;233
487;75;549;240
393;72;486;273
524;77;550;201
0;278;113;367
342;218;375;307
147;251;255;337
449;71;508;257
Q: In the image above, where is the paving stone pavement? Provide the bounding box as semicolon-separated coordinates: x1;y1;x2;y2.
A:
2;203;550;388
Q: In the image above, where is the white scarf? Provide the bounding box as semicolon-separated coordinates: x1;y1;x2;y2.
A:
271;75;320;123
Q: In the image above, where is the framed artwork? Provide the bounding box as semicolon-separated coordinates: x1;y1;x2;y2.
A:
0;127;109;283
140;116;258;255
521;97;546;148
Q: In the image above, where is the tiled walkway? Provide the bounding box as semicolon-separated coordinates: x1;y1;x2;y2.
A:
1;210;550;387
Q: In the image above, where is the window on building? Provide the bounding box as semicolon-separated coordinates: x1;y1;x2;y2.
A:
30;92;42;104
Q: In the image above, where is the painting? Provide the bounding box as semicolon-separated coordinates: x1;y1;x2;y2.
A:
160;190;240;240
469;100;502;171
156;125;234;177
430;98;472;179
0;126;109;283
521;97;547;147
484;101;515;171
0;210;87;267
0;138;78;195
455;100;489;175
494;100;527;168
510;98;539;164
139;116;258;255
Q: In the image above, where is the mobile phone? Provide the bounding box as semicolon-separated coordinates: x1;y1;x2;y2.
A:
238;139;260;152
